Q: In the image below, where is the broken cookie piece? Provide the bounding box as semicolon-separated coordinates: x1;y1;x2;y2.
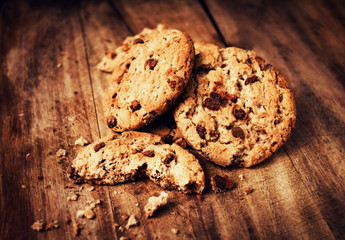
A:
210;175;236;193
126;215;139;229
144;191;169;218
68;131;205;194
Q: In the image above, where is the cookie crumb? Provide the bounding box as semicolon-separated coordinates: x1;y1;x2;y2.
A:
44;221;59;231
57;63;62;68
238;174;245;181
67;193;79;202
197;194;204;201
21;185;27;189
86;230;92;235
119;237;129;240
65;185;74;189
75;136;89;146
144;191;169;218
211;175;236;193
89;186;95;191
56;148;66;157
79;186;84;191
126;215;139;229
73;223;82;236
118;226;124;232
121;214;129;221
31;220;44;231
135;203;139;207
171;228;179;234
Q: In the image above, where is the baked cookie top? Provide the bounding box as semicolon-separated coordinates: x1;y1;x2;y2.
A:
173;43;296;167
99;25;195;132
68;131;205;194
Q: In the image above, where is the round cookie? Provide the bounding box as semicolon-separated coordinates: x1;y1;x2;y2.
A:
68;131;205;194
99;25;195;132
173;43;296;167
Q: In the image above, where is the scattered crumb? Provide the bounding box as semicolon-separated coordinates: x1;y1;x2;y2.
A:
118;226;124;232
113;190;122;195
119;237;129;240
113;190;118;195
18;112;24;117
67;116;76;122
135;203;139;207
67;193;79;202
77;207;95;219
197;194;204;201
171;228;179;234
65;185;74;189
73;223;82;236
79;186;84;191
211;175;236;193
26;153;31;157
86;230;92;235
21;185;27;189
239;174;245;181
31;220;44;231
113;223;119;228
56;148;66;157
244;187;254;195
44;221;59;231
89;186;95;191
74;136;89;146
57;63;62;68
144;191;169;218
126;215;139;229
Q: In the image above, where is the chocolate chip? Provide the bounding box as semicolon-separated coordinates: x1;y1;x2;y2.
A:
196;124;206;139
236;82;242;91
203;92;223;110
232;105;246;120
142;150;155;157
209;130;220;141
134;38;144;44
145;58;158;70
279;94;283;102
107;115;117;128
130;100;141;111
231;126;245;139
167;79;177;90
112;93;117;99
220;64;227;68
162;135;173;144
175;138;188;149
164;153;175;164
245;76;259;85
94;142;105;152
111;52;116;59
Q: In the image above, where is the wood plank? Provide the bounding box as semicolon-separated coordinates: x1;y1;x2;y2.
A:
79;0;335;239
205;0;345;238
0;1;116;239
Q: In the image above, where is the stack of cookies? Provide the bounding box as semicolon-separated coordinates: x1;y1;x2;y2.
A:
68;25;296;194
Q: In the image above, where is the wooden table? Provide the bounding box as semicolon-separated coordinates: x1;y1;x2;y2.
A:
1;0;345;239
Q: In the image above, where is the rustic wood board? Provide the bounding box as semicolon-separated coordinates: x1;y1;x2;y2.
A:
0;0;344;239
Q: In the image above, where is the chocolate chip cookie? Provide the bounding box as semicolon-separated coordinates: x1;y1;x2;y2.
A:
173;43;296;167
68;131;205;194
100;25;195;132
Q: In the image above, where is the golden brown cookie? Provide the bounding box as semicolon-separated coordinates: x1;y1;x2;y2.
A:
99;25;195;132
68;131;205;194
173;43;296;167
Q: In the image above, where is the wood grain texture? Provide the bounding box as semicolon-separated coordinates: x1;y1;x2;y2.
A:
0;1;116;239
204;0;345;238
0;0;344;239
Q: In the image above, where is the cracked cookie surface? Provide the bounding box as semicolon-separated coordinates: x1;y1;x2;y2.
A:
99;25;195;132
68;131;204;194
173;43;296;167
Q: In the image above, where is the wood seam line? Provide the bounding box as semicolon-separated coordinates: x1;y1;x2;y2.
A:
282;145;336;239
77;1;101;139
198;0;228;47
108;0;135;35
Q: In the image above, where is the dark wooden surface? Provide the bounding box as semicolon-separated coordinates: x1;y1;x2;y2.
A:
1;0;344;239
